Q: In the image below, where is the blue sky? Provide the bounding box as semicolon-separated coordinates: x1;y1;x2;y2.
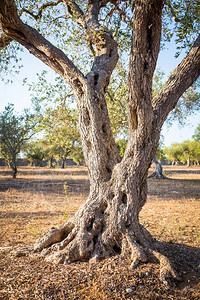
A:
156;46;200;146
0;44;199;147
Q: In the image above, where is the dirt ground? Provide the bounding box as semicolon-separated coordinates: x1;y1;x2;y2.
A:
0;165;200;299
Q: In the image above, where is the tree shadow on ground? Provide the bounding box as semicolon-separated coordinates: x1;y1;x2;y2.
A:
155;240;200;288
0;178;90;194
0;211;62;219
166;169;200;175
0;167;88;178
148;178;200;200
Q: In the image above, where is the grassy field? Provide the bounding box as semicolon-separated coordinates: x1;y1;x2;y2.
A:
0;165;200;299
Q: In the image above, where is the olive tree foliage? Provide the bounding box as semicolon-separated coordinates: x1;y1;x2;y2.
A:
0;104;36;177
167;79;200;125
40;105;81;168
164;142;182;165
179;140;200;165
24;139;48;166
28;77;82;167
193;123;200;141
0;0;200;285
164;139;200;165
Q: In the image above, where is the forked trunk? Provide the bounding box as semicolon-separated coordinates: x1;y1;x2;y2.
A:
34;57;173;273
34;144;154;265
33;0;181;285
34;117;177;284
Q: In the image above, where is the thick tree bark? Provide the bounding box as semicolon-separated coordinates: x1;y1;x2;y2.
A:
1;0;200;286
0;32;12;48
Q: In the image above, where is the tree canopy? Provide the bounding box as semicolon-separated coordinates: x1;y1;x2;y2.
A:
193;123;200;141
164;139;200;165
0;104;36;177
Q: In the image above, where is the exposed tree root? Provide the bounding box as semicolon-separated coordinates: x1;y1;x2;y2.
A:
34;219;75;252
152;250;182;286
34;216;181;286
124;234;148;269
121;233;181;286
33;178;181;287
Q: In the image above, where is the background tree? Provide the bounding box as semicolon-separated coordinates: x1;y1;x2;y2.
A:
27;70;83;167
164;143;182;165
24;139;48;166
37;104;81;168
188;140;200;165
0;0;200;285
164;139;200;166
179;140;191;166
148;135;168;179
164;140;200;167
155;145;166;163
70;144;84;165
193;123;200;141
106;63;128;139
0;104;36;177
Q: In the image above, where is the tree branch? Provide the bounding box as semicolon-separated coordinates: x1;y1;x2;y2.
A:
0;0;86;95
17;131;36;148
127;0;163;133
83;1;119;94
99;0;121;8
153;34;200;129
21;0;63;21
62;0;84;26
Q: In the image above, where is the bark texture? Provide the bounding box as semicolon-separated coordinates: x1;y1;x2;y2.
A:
1;0;200;286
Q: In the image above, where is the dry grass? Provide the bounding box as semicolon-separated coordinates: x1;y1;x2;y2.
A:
0;165;200;299
0;166;89;246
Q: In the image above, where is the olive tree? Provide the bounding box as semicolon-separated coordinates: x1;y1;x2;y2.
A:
193;123;200;141
40;106;80;168
0;0;200;284
0;104;36;177
24;139;48;166
164;142;182;165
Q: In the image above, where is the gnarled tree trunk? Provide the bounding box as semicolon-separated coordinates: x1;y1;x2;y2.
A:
32;0;178;283
1;0;200;286
148;157;167;179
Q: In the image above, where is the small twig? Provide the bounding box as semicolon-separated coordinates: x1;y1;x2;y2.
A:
21;0;63;20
